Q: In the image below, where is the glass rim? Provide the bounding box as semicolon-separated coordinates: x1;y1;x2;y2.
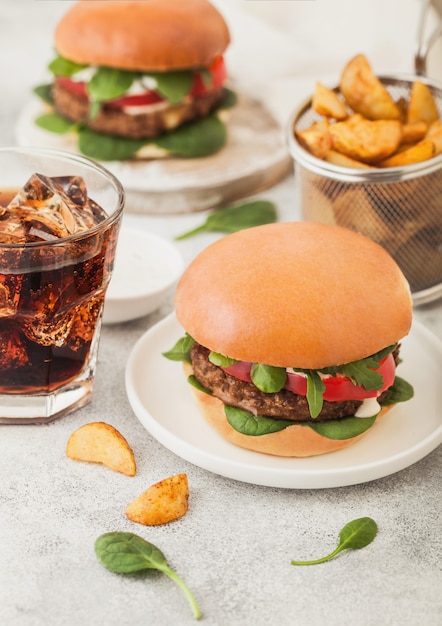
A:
0;146;125;249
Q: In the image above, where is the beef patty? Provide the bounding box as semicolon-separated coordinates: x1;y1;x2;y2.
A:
51;81;225;139
190;343;397;422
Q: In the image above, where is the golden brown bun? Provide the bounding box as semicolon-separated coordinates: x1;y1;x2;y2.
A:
183;363;393;457
54;0;230;71
175;222;412;369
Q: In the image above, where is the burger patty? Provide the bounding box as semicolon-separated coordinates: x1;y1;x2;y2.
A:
190;343;366;422
51;82;225;139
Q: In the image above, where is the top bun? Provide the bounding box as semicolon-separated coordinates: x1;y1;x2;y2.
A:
54;0;230;71
175;222;412;369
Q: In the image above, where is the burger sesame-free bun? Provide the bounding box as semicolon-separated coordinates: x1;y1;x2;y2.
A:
183;363;393;457
54;0;230;71
175;221;412;369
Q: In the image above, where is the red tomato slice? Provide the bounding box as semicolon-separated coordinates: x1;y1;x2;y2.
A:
223;353;396;403
191;56;227;97
106;91;164;108
56;76;88;98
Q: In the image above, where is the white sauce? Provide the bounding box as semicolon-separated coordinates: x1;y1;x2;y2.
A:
355;397;381;418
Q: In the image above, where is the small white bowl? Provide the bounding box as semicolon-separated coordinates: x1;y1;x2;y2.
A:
103;227;184;324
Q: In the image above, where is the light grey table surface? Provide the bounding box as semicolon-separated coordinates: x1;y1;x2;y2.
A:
1;2;441;626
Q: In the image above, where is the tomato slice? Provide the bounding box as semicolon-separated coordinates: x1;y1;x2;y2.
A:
55;56;227;109
223;353;396;403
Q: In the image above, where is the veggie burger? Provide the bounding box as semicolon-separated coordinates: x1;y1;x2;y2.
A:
164;222;414;457
35;0;232;161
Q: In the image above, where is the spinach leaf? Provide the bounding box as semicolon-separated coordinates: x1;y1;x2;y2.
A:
95;532;201;620
209;352;238;367
380;376;414;405
218;87;238;109
147;70;194;104
187;375;212;395
48;55;88;77
162;334;195;363
175;200;277;240
152;114;227;158
33;83;53;105
291;517;377;565
251;363;286;393
78;128;146;161
305;370;326;419
88;67;137;105
225;405;290;436
35;112;78;134
308;414;377;439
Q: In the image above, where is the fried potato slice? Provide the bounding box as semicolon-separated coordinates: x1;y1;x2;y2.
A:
407;81;439;126
295;119;332;159
66;421;136;476
377;139;435;167
329;114;402;163
126;473;189;526
312;82;348;120
426;119;442;154
324;149;373;169
340;54;401;120
400;121;428;145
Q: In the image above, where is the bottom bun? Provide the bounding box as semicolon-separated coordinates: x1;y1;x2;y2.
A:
183;363;393;457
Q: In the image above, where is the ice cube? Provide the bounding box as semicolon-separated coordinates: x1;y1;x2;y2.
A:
0;173;107;243
0;325;29;369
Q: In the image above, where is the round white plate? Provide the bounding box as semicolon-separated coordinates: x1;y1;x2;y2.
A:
15;92;292;214
125;313;442;489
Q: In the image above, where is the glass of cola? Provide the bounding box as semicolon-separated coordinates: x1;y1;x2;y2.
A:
0;147;125;423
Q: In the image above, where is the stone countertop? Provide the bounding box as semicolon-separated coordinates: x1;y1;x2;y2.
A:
0;2;441;626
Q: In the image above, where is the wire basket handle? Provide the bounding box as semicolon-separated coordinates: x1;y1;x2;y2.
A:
415;0;442;75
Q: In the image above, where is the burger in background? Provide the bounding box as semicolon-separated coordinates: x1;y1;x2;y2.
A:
33;0;234;161
164;222;414;457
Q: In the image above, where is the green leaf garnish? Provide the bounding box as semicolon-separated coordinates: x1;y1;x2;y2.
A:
175;200;277;240
95;532;201;620
291;517;377;566
152;114;227;158
147;70;193;104
48;55;88;77
308;414;377;440
380;375;414;405
305;370;326;419
78;127;146;161
88;67;137;105
162;334;195;363
33;83;53;105
340;357;384;391
209;352;238;367
218;87;238;110
225;405;290;436
188;375;212;394
250;363;286;393
35;112;78;134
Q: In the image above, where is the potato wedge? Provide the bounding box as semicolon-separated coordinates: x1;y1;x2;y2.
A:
126;473;189;526
295;119;332;159
312;82;348;120
407;81;439;126
426;120;442;154
378;139;435;167
339;54;401;120
400;121;428;145
66;421;136;476
325;149;373;169
329;114;402;163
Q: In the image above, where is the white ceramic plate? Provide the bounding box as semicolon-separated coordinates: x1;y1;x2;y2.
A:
125;313;442;489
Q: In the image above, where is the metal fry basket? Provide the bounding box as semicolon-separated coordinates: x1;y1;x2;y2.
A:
287;73;442;305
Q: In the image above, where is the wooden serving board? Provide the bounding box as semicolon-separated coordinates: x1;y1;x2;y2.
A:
15;90;292;214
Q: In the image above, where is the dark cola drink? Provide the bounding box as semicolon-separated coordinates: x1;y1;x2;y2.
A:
0;173;120;396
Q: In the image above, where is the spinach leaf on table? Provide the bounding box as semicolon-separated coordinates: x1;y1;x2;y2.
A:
95;532;201;620
175;199;277;239
291;517;378;566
